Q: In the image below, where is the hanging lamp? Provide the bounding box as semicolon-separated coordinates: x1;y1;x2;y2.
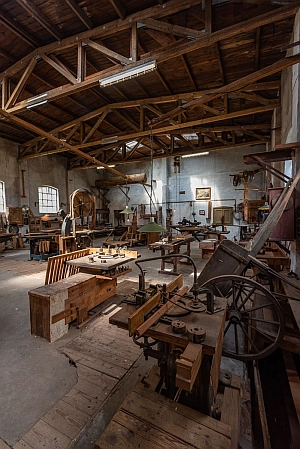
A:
120;176;131;215
138;126;166;233
139;217;165;233
120;205;132;214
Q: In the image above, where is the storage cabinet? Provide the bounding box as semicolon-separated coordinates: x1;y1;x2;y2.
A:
213;206;233;226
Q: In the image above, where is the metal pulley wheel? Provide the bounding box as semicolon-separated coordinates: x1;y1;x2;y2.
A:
187;326;206;343
171;320;186;334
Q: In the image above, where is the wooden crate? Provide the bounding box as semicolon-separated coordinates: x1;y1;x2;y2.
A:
29;272;116;342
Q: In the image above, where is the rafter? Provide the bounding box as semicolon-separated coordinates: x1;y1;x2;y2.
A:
18;83;278;157
109;0;126;20
64;0;93;30
2;2;297;114
15;0;64;41
0;9;39;47
150;54;300;125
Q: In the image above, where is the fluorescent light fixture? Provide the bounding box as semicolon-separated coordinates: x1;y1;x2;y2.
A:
26;100;48;109
99;60;156;87
97;164;115;169
182;152;209;158
27;93;48;103
183;133;198;140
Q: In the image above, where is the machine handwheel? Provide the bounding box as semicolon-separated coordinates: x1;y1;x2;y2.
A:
200;275;285;361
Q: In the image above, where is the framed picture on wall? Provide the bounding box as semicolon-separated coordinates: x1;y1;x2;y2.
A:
196;187;211;200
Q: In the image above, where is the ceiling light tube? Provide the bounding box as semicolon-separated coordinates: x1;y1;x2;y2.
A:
26;100;48;109
27;93;48;103
97;164;115;169
99;60;156;87
182;152;209;158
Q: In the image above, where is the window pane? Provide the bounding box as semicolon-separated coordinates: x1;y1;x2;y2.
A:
38;186;59;213
0;181;6;213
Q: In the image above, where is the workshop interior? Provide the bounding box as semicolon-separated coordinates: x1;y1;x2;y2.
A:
0;1;300;449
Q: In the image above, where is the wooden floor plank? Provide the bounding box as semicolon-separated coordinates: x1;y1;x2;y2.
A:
22;420;71;449
0;439;12;449
74;378;113;401
76;364;119;389
62;388;103;417
13;439;34;449
62;347;127;379
74;334;141;361
134;383;231;438
42;399;90;440
96;415;193;449
64;339;134;370
120;389;231;448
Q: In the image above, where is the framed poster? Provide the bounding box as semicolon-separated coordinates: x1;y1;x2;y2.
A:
196;187;211;200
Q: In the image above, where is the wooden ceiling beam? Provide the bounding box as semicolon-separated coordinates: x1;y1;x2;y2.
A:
0;10;38;47
255;27;261;71
64;0;93;30
85;39;131;65
215;42;226;85
108;0;126;20
0;0;220;80
140;17;203;38
0;109;130;178
205;0;212;34
151;53;300;125
40;54;78;84
232;91;274;105
4;58;37;109
69;139;270;170
3;3;297;113
145;28;174;46
15;0;64;41
18;87;276;153
82;111;110;144
76;103;279;150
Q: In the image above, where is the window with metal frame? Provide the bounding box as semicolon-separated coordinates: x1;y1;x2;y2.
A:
0;181;6;213
38;185;59;214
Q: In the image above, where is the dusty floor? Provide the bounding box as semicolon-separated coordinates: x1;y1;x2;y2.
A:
0;237;250;449
0;238;208;447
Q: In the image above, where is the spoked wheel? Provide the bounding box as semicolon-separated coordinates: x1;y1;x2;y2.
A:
71;189;93;218
200;275;285;361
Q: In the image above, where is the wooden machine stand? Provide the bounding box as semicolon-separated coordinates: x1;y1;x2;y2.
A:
109;274;226;415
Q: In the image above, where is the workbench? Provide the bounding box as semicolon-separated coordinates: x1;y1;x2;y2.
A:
25;232;60;260
148;235;194;275
171;225;230;242
65;249;137;278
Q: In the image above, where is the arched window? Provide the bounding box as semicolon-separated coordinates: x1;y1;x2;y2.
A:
38;186;59;214
0;181;6;213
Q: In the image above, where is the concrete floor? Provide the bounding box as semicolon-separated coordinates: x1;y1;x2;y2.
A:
0;237;247;448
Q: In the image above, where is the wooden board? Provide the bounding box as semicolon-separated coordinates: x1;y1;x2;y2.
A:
221;387;241;449
94;379;231;449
